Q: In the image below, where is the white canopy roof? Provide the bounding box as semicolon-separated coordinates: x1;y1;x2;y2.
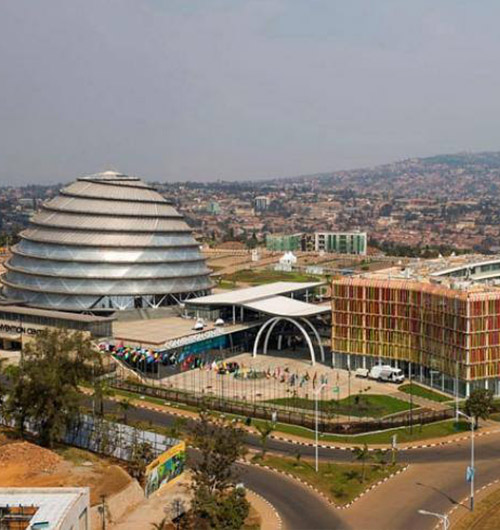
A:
243;296;330;317
187;281;324;306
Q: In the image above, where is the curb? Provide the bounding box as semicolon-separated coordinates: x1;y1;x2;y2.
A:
439;478;500;530
106;394;500;452
243;459;409;510
270;428;500;452
247;489;283;530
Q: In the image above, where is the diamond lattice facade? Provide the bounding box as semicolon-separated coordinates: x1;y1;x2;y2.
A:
1;171;212;312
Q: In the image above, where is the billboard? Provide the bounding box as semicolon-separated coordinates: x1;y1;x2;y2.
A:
145;441;186;497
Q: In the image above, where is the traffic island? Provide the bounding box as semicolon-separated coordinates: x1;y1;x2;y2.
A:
250;454;406;508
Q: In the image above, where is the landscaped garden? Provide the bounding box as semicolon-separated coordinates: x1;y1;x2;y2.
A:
257;453;404;505
266;393;417;418
398;383;451;403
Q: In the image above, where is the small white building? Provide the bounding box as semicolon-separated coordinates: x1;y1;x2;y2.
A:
0;487;90;530
274;251;297;272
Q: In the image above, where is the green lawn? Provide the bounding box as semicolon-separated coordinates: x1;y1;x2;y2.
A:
398;383;451;403
222;269;320;285
266;394;416;418
252;418;469;445
260;454;403;505
108;388;468;446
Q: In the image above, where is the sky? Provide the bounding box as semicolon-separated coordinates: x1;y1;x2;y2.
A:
1;0;500;185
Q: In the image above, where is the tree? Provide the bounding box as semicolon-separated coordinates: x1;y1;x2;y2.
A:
188;410;249;529
127;432;155;485
151;517;169;530
5;328;100;447
92;377;115;418
168;416;188;439
351;443;374;482
118;397;134;425
464;388;494;428
255;421;274;458
190;411;247;494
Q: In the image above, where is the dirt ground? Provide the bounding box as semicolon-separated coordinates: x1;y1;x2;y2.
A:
0;434;131;506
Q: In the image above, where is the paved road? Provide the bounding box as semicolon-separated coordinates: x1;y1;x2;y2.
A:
237;464;350;530
106;398;500;529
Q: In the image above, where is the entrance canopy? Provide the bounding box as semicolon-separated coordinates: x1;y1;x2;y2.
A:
186;281;325;309
242;295;329;317
186;281;329;365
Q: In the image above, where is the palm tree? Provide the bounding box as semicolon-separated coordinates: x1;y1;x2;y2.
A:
118;397;134;425
151;517;169;530
255;421;274;458
351;443;374;482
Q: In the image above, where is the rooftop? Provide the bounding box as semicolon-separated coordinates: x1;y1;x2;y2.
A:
0;487;89;530
186;281;325;306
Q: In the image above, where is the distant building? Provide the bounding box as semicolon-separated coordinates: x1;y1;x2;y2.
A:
208;201;221;215
266;231;367;255
266;233;303;252
274;251;298;272
0;487;90;529
254;196;270;212
315;231;367;255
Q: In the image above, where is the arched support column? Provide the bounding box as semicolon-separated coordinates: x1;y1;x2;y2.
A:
252;318;279;358
263;318;282;354
253;316;317;365
299;318;325;363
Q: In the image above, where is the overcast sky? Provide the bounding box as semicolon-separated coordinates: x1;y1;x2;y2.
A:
1;0;499;185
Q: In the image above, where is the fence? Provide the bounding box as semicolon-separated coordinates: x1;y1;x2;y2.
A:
0;411;180;462
111;377;455;435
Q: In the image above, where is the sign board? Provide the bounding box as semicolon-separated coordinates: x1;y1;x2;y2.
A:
466;466;475;483
391;434;397;449
145;441;186;497
332;386;340;394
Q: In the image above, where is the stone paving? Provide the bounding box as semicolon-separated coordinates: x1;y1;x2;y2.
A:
161;351;407;403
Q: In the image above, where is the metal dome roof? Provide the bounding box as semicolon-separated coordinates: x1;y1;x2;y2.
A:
2;171;212;312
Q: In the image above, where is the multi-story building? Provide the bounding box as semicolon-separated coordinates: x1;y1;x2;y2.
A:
331;259;500;396
265;233;303;252
254;196;270;212
315;231;367;255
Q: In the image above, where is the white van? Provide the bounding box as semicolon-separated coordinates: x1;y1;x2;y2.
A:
368;365;405;384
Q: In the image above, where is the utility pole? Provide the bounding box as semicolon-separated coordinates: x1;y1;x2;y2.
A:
409;361;413;434
313;383;327;472
457;410;475;511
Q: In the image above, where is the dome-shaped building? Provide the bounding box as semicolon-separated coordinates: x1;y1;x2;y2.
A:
1;171;213;312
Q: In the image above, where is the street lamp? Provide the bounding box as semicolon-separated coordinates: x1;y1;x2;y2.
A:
457;409;475;511
417;509;449;530
313;383;327;473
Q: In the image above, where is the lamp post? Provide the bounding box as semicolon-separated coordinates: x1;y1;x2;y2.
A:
417;509;449;530
457;409;475;511
314;383;327;472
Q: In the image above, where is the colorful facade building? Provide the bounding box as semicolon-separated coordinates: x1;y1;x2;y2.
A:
332;273;500;396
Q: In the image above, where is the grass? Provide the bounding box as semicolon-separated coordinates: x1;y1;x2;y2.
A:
266;394;417;418
55;446;103;465
259;454;403;504
398;383;451;403
222;269;320;285
263;418;469;444
110;388;468;446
